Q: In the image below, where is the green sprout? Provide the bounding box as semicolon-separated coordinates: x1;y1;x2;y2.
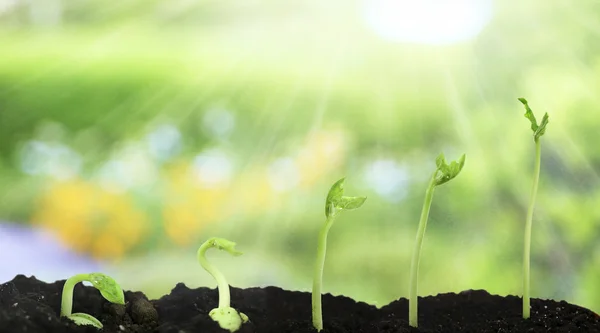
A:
408;153;465;328
518;97;549;319
312;177;366;331
60;273;125;329
197;237;249;332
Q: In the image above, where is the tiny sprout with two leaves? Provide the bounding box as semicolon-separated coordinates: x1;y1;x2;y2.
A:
312;177;366;332
408;153;465;328
518;97;549;319
60;273;125;329
198;237;249;332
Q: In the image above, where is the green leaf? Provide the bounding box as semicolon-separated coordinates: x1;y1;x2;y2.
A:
519;98;549;142
207;237;243;256
534;112;549;141
325;177;345;217
434;153;466;186
325;177;366;217
435;153;449;174
336;196;367;210
519;98;538;132
68;313;103;328
88;273;125;305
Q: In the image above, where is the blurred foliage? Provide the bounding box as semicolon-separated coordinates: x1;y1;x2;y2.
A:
1;0;600;314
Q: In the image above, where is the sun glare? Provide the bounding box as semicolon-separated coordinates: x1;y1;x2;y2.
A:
362;0;494;45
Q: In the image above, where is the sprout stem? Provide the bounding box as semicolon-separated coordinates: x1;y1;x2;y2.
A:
312;215;335;331
523;139;542;319
311;178;366;332
60;273;89;317
198;240;231;309
408;171;437;328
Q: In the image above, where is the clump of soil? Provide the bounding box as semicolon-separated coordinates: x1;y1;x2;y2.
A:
1;275;598;332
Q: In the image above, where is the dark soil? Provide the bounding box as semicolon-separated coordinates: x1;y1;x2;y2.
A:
1;275;598;333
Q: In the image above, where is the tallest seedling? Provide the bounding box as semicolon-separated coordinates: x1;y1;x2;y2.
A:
409;153;465;328
518;98;549;319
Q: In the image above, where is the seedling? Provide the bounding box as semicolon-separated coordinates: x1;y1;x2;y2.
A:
312;177;366;331
518;97;549;319
60;273;125;329
408;153;465;328
197;237;248;332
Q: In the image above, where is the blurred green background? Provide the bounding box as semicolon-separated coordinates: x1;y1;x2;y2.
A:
1;0;599;314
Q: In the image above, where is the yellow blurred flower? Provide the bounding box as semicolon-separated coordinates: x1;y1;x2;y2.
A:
31;179;148;259
92;231;126;259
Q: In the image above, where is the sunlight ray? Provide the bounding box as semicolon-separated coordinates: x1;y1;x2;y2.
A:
307;34;349;139
440;64;477;150
553;126;600;183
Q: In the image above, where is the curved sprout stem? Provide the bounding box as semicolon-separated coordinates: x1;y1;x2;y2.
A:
60;273;89;317
198;239;232;309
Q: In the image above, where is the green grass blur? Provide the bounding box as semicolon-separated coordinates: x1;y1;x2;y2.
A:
1;0;599;313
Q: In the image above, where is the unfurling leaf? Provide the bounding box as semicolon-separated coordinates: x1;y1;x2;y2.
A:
519;98;549;142
434;153;466;186
534;112;549;141
435;153;449;175
207;237;243;256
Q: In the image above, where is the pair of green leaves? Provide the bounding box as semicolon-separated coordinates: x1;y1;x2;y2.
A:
325;178;367;218
434;153;466;186
518;97;549;142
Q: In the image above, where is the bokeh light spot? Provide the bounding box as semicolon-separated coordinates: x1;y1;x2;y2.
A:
192;149;233;188
362;0;493;45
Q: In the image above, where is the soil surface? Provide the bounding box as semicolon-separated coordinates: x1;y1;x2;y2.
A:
1;275;598;332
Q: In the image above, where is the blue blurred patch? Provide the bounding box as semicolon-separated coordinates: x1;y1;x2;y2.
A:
0;222;102;283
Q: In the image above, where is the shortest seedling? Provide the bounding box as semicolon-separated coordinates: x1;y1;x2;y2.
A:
198;237;249;333
60;272;125;329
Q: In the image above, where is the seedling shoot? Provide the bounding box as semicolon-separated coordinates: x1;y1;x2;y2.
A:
198;237;249;332
60;272;125;329
312;177;366;331
408;153;465;328
518;97;549;319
